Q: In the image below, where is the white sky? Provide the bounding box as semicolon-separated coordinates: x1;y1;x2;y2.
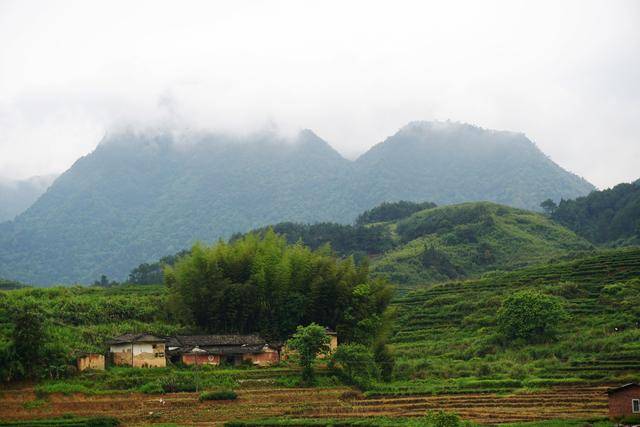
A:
0;0;638;188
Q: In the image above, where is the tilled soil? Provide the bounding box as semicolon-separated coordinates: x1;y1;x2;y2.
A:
0;384;610;426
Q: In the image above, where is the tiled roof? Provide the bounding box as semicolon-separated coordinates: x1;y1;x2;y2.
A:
607;383;640;395
106;333;166;344
173;334;266;347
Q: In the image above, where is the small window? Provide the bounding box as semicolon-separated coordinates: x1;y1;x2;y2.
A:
633;399;640;413
155;352;165;358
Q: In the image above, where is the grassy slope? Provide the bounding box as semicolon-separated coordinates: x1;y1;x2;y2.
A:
380;247;640;396
370;202;593;289
0;284;180;355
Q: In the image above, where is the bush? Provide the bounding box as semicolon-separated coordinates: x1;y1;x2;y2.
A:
199;390;237;401
138;381;164;394
330;344;379;389
422;410;467;427
497;290;566;342
158;374;197;392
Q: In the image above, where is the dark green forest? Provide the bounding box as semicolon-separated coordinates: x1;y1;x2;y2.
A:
125;201;593;290
0;121;594;285
166;230;393;341
550;180;640;245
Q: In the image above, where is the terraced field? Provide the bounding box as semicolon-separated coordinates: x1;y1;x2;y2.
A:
387;248;640;391
0;382;610;425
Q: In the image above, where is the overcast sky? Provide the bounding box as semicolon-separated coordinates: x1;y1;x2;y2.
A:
0;0;638;188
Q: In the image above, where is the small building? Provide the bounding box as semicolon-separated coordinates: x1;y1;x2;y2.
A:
607;383;640;419
166;335;280;367
76;353;105;371
107;333;167;368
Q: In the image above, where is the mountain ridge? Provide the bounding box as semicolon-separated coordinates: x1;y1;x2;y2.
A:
0;121;595;285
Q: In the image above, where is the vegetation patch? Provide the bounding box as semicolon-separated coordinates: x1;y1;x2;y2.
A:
199;390;238;401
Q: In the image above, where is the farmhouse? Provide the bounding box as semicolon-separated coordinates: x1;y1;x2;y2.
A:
76;352;105;371
166;334;281;366
607;383;640;419
107;333;167;368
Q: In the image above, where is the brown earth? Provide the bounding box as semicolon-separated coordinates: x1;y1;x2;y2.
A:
0;384;609;426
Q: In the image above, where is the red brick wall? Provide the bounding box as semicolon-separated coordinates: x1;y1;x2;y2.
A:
609;387;640;419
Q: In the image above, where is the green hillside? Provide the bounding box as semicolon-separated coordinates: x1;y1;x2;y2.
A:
380;248;640;396
370;202;593;287
550;179;640;245
0;121;594;285
127;201;594;289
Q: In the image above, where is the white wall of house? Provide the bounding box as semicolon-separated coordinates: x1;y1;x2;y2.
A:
109;342;157;355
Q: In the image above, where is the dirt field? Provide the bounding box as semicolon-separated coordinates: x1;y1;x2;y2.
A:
0;384;609;426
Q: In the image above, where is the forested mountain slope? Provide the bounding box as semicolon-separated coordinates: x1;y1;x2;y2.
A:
370;202;593;287
351;121;593;212
551;179;640;245
0;174;57;222
0;122;594;285
147;201;592;289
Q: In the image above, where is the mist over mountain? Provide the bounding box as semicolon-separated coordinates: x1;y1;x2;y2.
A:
0;174;58;222
351;122;594;211
0;121;594;285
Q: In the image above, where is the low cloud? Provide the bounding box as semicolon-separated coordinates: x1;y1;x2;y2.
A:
0;0;638;187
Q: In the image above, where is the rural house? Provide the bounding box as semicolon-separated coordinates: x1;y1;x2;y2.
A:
166;335;281;366
607;383;640;419
107;333;167;368
76;353;105;371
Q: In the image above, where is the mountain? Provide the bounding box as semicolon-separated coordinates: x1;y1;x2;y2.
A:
351;121;594;212
550;179;640;245
134;201;593;289
0;174;57;222
0;122;594;285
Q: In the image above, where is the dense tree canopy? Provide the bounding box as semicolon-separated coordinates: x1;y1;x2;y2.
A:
165;231;394;341
355;201;437;225
551;180;640;245
497;290;566;342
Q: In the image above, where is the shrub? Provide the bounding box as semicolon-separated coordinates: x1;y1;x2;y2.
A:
330;344;379;389
138;381;164;394
199;390;237;401
497;290;566;343
422;410;467;427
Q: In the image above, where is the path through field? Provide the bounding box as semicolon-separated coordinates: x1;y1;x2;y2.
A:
0;384;609;425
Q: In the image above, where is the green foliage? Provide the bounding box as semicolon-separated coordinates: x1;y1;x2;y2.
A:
165;231;393;340
373;342;395;382
497;290;566;342
0;416;120;426
0;122;594;285
422;411;467;427
0;285;181;382
356;201;437;225
330;344;379;389
551;180;640;244
236;222;395;258
225;412;476;426
540;199;557;215
384;248;640;396
372;202;593;287
286;323;330;385
199;389;237;401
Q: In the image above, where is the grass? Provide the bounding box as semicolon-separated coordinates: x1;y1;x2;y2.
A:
225;412;477;426
199;390;237;401
371;202;594;288
381;247;640;396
